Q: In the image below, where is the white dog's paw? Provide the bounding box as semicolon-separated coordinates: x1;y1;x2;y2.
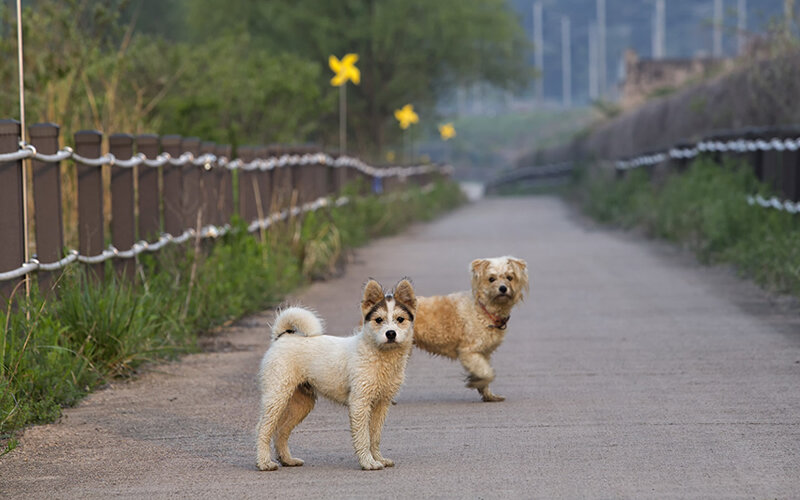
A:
279;456;305;467
377;457;395;467
359;458;385;470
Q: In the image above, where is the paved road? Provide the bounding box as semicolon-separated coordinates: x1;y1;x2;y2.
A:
2;197;799;499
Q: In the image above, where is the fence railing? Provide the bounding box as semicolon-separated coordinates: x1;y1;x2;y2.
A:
487;127;800;209
613;128;800;213
0;120;451;297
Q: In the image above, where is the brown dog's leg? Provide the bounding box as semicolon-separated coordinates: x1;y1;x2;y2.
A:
459;352;505;402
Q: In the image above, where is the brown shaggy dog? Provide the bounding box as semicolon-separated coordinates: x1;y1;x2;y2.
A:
413;256;528;402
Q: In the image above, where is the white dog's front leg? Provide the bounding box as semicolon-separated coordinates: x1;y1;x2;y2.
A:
349;397;383;470
369;399;394;467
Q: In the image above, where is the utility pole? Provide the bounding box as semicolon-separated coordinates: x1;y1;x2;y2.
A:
653;0;666;59
713;0;723;57
597;0;607;98
561;16;571;108
589;22;599;101
533;1;544;104
738;0;747;55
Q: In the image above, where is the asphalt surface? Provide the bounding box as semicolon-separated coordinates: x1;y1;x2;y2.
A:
2;196;799;499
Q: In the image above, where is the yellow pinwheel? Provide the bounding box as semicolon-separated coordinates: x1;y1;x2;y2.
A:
438;123;456;140
329;53;361;86
394;104;419;130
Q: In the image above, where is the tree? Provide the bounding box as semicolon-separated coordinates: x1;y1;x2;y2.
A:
184;0;532;156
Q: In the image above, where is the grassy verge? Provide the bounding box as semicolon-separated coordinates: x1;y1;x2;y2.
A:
572;158;800;296
0;181;465;447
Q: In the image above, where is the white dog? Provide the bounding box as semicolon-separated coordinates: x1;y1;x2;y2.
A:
255;278;417;471
414;256;528;402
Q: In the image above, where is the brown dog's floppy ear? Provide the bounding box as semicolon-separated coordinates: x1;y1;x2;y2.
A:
470;258;490;290
361;279;384;316
507;257;530;297
470;259;490;276
393;278;417;312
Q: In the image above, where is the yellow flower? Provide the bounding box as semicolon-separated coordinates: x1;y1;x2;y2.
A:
438;123;456;140
386;150;396;162
394;104;419;130
329;53;361;86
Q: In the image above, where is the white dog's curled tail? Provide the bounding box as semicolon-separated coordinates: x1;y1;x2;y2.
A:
271;306;325;341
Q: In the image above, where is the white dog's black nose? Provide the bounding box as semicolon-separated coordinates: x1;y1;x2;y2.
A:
499;285;508;294
385;330;396;341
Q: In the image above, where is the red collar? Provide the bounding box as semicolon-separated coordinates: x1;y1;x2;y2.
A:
478;301;510;330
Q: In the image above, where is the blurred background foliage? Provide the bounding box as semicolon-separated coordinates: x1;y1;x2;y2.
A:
0;0;532;157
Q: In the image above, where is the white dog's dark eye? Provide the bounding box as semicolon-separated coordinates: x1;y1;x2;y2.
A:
375;317;383;324
488;277;496;283
507;276;513;281
397;317;405;323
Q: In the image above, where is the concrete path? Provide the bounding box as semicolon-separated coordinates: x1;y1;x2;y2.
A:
2;197;799;499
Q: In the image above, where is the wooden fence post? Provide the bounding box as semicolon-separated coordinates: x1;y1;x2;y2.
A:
761;129;782;194
238;146;258;224
74;130;105;279
215;144;233;225
161;135;183;237
256;146;272;218
273;146;294;211
292;147;309;204
29;123;63;292
792;143;800;203
0;120;24;301
180;137;201;231
778;128;799;202
135;134;161;241
200;141;217;227
744;129;764;183
311;146;329;200
109;133;136;279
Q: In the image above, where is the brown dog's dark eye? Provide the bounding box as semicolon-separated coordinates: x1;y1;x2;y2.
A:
488;277;496;283
375;317;383;324
397;317;405;324
507;276;513;281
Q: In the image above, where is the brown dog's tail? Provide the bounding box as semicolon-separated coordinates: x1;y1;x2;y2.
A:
270;306;325;341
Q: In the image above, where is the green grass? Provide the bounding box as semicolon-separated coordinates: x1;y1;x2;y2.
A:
0;181;465;445
573;158;800;296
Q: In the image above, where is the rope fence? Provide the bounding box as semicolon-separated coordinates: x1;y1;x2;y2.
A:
0;144;443;178
0;121;452;291
613;132;800;214
488;127;800;213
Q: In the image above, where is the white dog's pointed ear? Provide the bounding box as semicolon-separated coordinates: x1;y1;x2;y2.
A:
361;279;384;315
393;278;417;311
